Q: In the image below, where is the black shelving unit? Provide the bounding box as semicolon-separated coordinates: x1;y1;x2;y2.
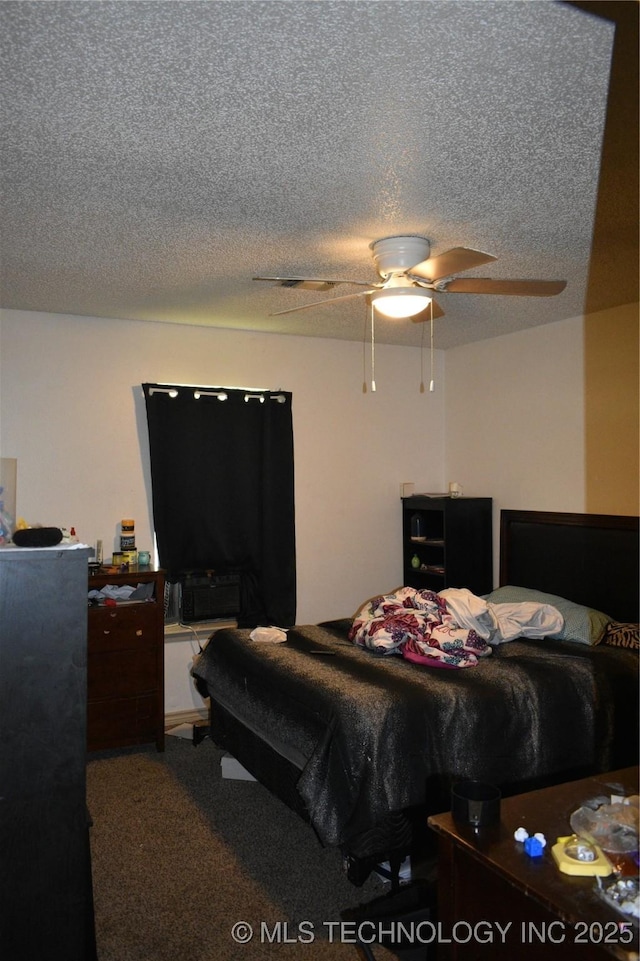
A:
402;495;493;595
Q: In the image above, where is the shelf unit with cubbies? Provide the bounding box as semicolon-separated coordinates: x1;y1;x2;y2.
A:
402;495;493;595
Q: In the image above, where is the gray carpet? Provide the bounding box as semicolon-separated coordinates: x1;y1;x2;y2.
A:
87;735;401;960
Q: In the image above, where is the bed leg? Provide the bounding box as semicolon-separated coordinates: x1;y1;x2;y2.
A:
192;721;210;746
387;853;403;893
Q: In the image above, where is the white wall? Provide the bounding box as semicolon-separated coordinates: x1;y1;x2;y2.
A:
444;315;586;583
0;308;445;712
1;308;589;712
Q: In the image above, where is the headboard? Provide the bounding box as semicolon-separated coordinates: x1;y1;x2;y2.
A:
499;510;639;624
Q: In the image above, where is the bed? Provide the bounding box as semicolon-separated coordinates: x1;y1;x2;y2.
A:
192;510;639;881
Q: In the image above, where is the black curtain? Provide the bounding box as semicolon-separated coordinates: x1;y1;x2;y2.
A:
143;384;296;627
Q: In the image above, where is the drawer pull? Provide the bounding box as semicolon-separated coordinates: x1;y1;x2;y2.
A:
136;630;143;637
103;630;110;635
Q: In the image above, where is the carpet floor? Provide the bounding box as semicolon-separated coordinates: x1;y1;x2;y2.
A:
87;734;406;960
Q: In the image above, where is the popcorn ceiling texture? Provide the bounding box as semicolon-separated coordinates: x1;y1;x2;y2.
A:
0;1;616;347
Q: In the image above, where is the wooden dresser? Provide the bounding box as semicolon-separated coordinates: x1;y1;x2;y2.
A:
428;767;640;961
87;565;165;752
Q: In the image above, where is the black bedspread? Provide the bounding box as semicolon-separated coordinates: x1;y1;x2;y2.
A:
192;619;638;847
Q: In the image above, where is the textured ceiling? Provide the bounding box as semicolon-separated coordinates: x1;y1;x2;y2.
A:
0;1;637;348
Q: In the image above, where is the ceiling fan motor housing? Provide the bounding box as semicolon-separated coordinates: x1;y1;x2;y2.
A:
370;235;430;278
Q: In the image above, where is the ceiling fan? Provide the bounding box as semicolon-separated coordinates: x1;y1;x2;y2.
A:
254;235;567;321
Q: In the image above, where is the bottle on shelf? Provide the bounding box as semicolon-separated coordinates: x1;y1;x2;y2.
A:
410;513;426;541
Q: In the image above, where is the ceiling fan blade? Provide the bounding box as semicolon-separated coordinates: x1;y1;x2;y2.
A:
410;299;445;322
253;276;374;292
269;289;374;316
444;278;567;297
408;247;497;283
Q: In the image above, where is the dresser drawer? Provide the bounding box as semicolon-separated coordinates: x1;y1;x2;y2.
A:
88;603;158;652
88;646;158;699
87;694;157;750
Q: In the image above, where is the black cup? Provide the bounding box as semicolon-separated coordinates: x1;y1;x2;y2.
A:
451;779;501;829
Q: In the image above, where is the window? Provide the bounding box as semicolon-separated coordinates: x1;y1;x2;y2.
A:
143;383;296;627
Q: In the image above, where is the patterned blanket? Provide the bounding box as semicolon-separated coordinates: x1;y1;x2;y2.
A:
349;586;565;669
349;587;491;668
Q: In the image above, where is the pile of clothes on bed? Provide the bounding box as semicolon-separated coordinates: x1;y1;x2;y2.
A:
349;586;564;669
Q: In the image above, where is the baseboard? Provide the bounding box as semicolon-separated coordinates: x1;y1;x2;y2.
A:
165;707;209;731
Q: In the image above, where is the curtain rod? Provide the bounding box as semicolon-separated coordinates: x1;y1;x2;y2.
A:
144;384;287;403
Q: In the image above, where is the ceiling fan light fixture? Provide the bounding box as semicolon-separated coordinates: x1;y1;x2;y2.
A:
371;288;432;319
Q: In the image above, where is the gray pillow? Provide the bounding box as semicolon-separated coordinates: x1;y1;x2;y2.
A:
485;585;611;645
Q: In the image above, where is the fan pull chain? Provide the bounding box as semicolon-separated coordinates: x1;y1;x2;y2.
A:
420;311;426;393
362;308;368;393
419;300;435;393
429;300;435;392
370;302;376;392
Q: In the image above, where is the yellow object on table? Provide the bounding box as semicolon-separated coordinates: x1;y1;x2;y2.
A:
551;835;614;876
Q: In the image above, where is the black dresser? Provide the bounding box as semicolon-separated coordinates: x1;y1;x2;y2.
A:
0;546;96;960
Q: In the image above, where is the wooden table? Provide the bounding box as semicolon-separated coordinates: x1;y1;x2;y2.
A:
428;768;639;961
